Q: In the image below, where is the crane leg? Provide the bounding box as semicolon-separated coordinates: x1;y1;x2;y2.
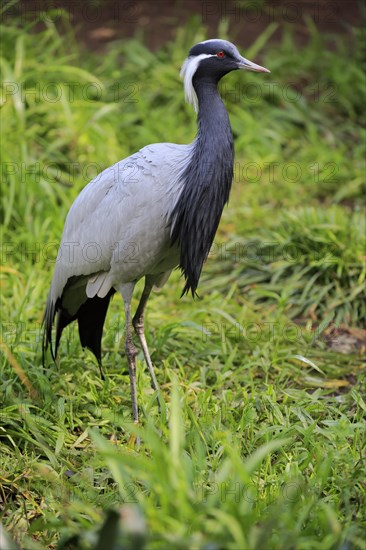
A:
120;283;139;424
132;278;161;411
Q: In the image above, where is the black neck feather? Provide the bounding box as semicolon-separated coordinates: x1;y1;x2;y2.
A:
171;79;234;296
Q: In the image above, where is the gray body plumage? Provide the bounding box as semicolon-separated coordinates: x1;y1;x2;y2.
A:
42;38;269;421
43;143;190;359
47;143;189;307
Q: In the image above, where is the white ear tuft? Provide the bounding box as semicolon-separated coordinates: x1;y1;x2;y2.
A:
180;54;214;113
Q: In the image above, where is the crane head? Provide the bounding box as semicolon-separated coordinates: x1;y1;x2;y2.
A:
181;38;270;112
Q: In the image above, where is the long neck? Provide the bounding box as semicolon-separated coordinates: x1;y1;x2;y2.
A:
196;79;233;152
170;79;234;296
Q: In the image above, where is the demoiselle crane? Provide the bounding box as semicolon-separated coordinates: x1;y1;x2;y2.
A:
43;39;269;422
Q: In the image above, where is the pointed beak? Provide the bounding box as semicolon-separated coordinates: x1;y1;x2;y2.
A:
237;56;270;73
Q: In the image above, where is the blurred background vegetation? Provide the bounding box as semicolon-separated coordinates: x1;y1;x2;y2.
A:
1;0;365;548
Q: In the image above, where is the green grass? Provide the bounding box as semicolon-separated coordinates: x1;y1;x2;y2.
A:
205;206;366;325
1;5;366;550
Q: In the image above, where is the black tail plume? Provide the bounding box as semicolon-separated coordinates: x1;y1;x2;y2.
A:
42;289;115;368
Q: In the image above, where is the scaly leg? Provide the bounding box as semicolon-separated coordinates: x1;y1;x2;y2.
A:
132;278;161;410
119;283;139;424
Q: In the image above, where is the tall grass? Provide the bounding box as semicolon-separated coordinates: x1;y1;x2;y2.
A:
1;5;365;550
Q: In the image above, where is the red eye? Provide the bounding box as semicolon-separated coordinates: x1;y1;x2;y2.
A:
217;51;225;58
